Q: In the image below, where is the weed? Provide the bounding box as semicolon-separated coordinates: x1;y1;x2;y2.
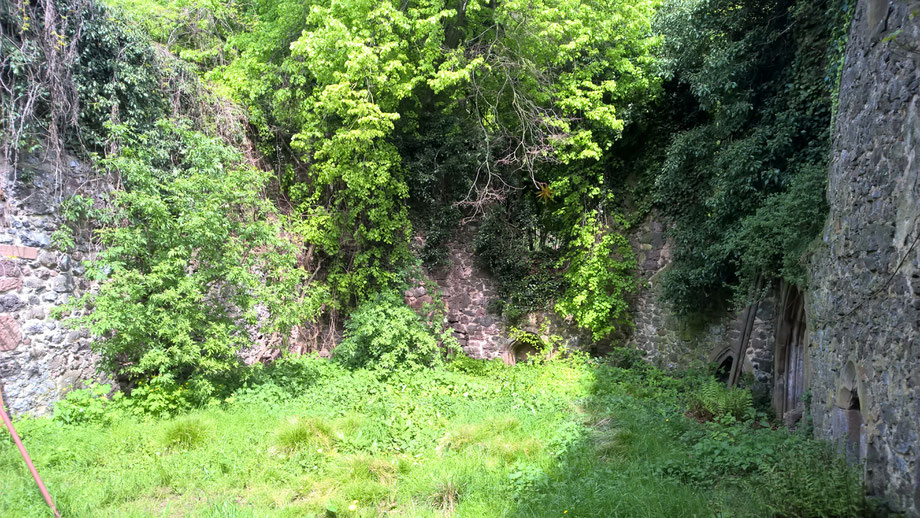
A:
273;416;335;454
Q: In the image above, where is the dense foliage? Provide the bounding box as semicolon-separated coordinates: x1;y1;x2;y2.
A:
0;0;855;385
650;0;854;311
58;121;314;396
333;291;459;371
205;0;660;335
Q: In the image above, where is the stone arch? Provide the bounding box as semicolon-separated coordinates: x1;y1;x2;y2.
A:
834;360;866;461
836;360;860;410
711;346;735;383
502;333;540;365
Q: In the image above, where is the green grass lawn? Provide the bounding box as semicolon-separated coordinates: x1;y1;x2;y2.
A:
1;355;866;517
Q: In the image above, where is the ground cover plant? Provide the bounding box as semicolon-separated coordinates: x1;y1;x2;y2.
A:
1;353;865;517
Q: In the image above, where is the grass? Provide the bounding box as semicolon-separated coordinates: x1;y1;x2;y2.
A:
0;355;867;517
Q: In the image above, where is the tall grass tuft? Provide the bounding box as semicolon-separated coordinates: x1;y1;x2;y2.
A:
160;415;211;450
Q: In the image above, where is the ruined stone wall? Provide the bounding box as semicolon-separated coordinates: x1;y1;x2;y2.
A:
424;225;589;362
806;1;920;513
628;216;777;392
426;226;507;359
0;156;107;415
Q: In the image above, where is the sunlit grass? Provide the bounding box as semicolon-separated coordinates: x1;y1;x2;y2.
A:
0;358;863;517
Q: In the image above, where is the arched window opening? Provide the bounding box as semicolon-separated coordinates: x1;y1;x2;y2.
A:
715;355;734;384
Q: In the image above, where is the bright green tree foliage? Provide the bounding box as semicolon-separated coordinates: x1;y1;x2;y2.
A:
217;0;660;334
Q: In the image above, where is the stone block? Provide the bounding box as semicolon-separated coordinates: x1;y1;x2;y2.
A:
0;278;22;292
0;294;23;312
0;245;38;260
0;315;21;351
0;259;22;277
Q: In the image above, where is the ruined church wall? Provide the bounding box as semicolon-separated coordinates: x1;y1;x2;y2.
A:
0;157;107;415
420;225;591;362
627;217;777;392
806;0;920;513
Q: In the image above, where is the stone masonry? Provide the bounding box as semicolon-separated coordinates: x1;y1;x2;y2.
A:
423;225;589;363
627;215;777;394
807;0;920;514
427;225;507;359
0;155;106;415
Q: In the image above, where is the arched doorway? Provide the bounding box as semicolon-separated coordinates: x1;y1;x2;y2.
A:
710;346;735;384
715;355;734;384
502;333;540;365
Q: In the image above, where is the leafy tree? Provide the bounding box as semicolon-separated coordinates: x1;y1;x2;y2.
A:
218;0;661;336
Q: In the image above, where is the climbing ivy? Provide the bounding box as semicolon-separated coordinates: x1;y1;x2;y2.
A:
652;0;855;313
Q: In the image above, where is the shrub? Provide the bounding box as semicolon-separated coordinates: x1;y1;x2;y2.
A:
58;121;314;389
554;214;636;339
333;291;458;371
756;441;866;517
121;375;196;417
605;347;646;370
447;356;507;377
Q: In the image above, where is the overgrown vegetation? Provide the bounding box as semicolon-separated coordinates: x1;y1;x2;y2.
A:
4;0;856;389
651;0;855;312
55;120;314;398
0;0;874;514
2;355;866;517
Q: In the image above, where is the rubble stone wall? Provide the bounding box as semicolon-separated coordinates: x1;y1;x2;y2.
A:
0;156;108;415
806;0;920;513
627;216;777;393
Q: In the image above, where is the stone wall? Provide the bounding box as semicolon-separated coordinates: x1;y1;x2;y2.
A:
427;226;507;359
424;225;589;363
628;216;777;393
0;156;107;415
806;0;920;513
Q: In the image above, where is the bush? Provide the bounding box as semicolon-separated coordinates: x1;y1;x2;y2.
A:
58;121;314;389
755;441;866;516
53;383;117;426
334;291;459;371
447;356;507;377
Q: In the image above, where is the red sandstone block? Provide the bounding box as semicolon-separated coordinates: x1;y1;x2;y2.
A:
0;315;20;352
0;245;38;260
0;278;21;292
